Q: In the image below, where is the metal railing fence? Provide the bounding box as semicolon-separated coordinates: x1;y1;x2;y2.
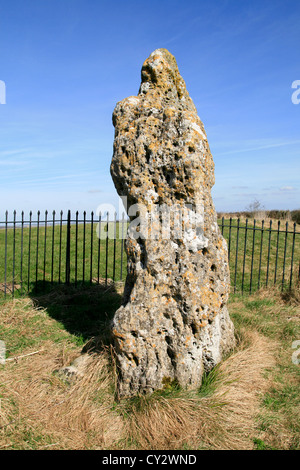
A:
0;211;299;298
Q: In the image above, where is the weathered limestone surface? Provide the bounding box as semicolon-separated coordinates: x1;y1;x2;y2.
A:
110;48;235;397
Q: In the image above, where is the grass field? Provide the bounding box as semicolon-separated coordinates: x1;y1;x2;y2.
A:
0;217;299;298
0;282;299;450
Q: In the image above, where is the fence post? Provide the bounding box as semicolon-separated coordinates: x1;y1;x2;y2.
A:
289;222;296;290
281;221;288;291
274;220;280;285
12;210;16;297
257;219;264;290
266;220;272;287
4;211;8;298
90;211;94;284
228;217;232;262
105;212;109;286
20;211;24;294
51;211;56;285
113;212;117;282
241;218;248;295
65;210;71;285
120;212;125;281
35;211;40;291
27;211;32;293
234;218;240;293
43;210;48;286
249;219;256;294
59;211;63;284
75;211;79;287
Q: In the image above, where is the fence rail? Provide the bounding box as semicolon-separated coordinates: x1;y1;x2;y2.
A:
0;210;299;299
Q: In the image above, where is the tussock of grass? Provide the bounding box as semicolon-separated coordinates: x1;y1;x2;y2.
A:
121;330;277;450
229;283;300;449
0;342;124;449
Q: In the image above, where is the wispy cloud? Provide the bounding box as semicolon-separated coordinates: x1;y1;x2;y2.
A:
279;186;296;192
87;189;102;194
16;171;96;187
0;148;33;157
215;139;300;157
0;159;30;166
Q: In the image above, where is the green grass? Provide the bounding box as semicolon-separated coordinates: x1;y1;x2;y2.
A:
0;217;299;299
229;287;300;449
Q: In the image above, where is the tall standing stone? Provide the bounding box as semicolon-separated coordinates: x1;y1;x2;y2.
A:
110;48;235;397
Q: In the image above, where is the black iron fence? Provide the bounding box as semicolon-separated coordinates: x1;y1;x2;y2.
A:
0;210;299;299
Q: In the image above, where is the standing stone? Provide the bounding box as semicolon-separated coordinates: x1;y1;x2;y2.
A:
110;48;235;397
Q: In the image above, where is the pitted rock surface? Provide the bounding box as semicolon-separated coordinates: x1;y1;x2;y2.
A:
110;48;235;397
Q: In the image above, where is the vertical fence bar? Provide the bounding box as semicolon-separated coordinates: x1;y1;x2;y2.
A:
113;212;117;282
43;210;48;286
289;223;296;290
4;211;8;298
281;222;288;291
82;211;86;284
65;210;71;285
221;216;224;236
59;211;63;284
249;219;256;294
27;211;32;293
12;210;16;297
274;221;280;285
51;211;55;285
90;211;94;284
97;213;101;284
266;220;272;287
35;211;40;291
120;212;125;281
228;217;232;263
257;220;264;290
105;212;109;286
234;218;240;293
20;211;24;295
241;218;248;295
75;211;78;287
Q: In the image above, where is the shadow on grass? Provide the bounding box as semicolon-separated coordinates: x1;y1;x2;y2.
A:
28;281;123;348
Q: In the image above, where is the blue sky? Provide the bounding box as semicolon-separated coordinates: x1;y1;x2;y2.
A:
0;0;299;217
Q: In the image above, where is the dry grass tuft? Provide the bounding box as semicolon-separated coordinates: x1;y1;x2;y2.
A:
123;330;277;450
255;281;300;307
0;345;124;449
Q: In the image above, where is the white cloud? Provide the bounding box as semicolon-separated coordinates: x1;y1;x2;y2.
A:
215;139;300;157
279;186;295;192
